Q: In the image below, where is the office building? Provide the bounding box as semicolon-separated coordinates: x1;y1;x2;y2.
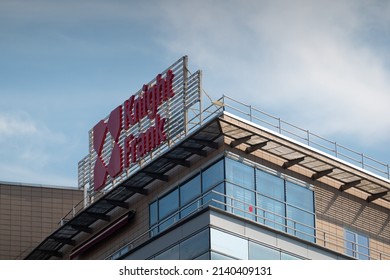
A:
26;56;390;260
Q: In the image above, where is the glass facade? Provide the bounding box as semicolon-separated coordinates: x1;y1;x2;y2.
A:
151;229;210;260
149;159;225;236
147;227;305;260
149;156;315;243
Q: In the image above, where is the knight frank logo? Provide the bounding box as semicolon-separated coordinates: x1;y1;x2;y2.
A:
93;70;175;191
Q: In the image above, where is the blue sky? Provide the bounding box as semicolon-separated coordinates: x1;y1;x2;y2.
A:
0;0;389;187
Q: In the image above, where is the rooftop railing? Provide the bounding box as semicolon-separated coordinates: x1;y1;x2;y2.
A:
208;95;390;180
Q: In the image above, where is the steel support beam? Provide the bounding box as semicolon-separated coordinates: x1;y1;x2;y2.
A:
339;180;361;192
367;191;388;203
70;224;93;234
50;237;76;246
85;212;110;222
125;186;148;195
311;168;334;180
230;135;252;148
104;199;129;209
164;156;191;167
37;249;63;258
245;141;268;154
190;139;219;149
181;146;208;157
142;171;169;182
282;156;305;169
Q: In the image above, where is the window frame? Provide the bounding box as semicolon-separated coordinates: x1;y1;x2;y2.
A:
345;228;370;260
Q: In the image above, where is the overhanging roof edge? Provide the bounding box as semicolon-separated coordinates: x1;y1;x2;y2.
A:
222;111;390;185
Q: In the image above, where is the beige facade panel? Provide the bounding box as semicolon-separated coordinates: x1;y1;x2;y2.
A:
0;182;83;260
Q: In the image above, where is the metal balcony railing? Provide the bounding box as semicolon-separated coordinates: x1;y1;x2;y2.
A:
106;189;390;260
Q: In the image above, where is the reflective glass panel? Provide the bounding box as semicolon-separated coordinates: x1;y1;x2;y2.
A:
226;183;256;220
180;175;201;206
210;229;248;260
203;183;225;210
202;159;224;192
180;229;210;260
210;252;236;260
345;230;370;260
281;252;302;260
159;189;179;219
286;206;315;242
249;241;280;260
225;158;255;189
345;230;356;257
257;195;286;231
159;214;179;232
195;252;210;260
286;181;314;212
149;201;158;226
357;234;369;260
154;245;179;260
180;200;201;219
256;169;284;200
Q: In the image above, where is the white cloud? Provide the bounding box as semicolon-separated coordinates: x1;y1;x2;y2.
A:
0;0;389;186
0;112;38;136
0;111;75;185
153;0;390;146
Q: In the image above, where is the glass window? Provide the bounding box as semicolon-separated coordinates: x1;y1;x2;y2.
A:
149;156;317;248
357;234;370;260
195;252;210;260
159;214;180;232
286;206;315;242
203;183;225;210
345;229;369;260
286;181;314;212
249;241;280;260
149;201;159;237
202;159;224;192
149;201;158;226
154;245;179;260
180;200;201;219
180;175;201;218
210;252;236;260
226;183;256;220
180;175;201;205
281;252;302;260
225;158;255;189
257;195;286;231
256;169;284;201
180;229;210;259
159;189;179;219
210;229;248;260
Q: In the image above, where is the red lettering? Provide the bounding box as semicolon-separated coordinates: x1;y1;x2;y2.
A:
95;68;175;185
145;125;155;153
166;70;174;98
124;96;136;129
137;132;145;159
155;114;166;145
124;135;134;168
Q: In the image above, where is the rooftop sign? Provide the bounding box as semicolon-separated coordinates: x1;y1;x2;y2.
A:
78;56;202;195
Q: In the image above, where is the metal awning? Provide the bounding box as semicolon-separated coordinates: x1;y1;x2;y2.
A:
25;117;222;260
